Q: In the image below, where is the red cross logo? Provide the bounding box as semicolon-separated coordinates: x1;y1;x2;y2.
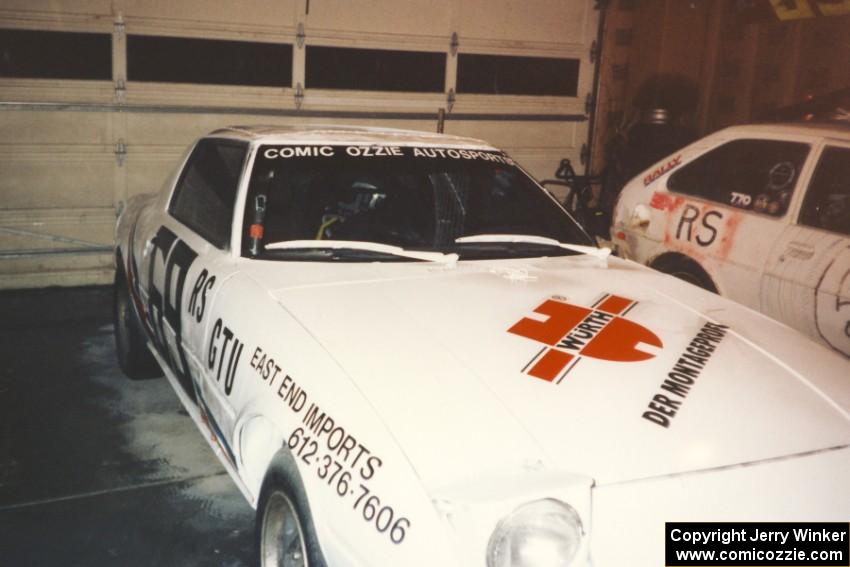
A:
508;294;663;383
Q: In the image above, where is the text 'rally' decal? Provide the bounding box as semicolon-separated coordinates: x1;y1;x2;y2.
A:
508;294;663;383
643;154;682;186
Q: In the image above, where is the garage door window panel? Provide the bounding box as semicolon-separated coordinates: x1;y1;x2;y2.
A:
0;28;111;80
668;139;809;218
800;146;850;236
128;35;292;87
456;54;579;96
169;139;247;249
305;46;444;92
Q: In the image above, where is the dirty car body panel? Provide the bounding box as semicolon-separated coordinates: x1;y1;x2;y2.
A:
613;123;850;358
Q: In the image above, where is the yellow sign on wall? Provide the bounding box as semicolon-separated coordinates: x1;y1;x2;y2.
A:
769;0;850;19
770;0;815;20
815;0;850;16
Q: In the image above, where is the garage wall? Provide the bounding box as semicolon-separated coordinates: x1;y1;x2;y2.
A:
590;0;850;174
0;0;600;289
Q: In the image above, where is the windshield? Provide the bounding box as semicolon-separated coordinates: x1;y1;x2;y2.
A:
242;144;592;261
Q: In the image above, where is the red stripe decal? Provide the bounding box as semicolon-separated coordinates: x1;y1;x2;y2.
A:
528;349;574;382
596;295;633;315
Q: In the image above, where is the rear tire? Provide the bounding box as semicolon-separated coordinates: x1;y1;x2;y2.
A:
257;462;326;567
113;268;162;379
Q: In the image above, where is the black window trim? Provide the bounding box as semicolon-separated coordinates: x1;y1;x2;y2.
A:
127;34;293;88
0;28;113;81
667;137;812;221
305;45;446;93
456;52;580;97
168;137;249;250
796;142;850;235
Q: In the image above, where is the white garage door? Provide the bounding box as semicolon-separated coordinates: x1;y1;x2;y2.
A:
0;0;599;288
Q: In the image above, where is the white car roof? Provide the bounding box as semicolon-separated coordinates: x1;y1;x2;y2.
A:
206;124;498;150
720;121;850;141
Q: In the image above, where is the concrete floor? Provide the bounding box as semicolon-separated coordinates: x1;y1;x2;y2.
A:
0;286;254;566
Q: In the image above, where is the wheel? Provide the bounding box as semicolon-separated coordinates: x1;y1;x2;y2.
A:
257;465;326;567
113;267;162;379
652;255;717;293
259;488;308;567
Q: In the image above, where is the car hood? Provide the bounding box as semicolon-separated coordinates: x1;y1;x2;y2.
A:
249;255;850;490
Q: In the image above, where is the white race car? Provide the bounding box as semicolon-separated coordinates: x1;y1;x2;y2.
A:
114;126;850;567
611;123;850;358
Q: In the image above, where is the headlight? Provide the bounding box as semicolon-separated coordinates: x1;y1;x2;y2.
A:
486;499;585;567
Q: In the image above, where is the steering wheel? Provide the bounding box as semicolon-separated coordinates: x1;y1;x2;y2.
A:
767;161;796;191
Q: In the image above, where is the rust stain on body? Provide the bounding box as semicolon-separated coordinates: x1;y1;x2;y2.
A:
717;211;742;260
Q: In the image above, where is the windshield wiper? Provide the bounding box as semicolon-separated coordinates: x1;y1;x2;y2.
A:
265;240;459;265
454;234;610;259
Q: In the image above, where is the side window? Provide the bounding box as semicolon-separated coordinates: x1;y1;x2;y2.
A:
169;139;247;248
800;146;850;236
668;139;809;217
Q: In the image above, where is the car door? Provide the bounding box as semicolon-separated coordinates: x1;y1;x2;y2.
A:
656;138;811;307
762;142;850;357
141;137;248;432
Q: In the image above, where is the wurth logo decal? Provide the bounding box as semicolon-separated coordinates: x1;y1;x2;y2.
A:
508;294;663;383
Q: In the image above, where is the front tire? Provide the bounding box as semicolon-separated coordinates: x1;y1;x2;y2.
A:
651;255;718;293
113;267;162;379
257;463;326;567
259;488;309;567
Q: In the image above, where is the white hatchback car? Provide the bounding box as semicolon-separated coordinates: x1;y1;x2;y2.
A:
613;123;850;358
114;126;849;567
